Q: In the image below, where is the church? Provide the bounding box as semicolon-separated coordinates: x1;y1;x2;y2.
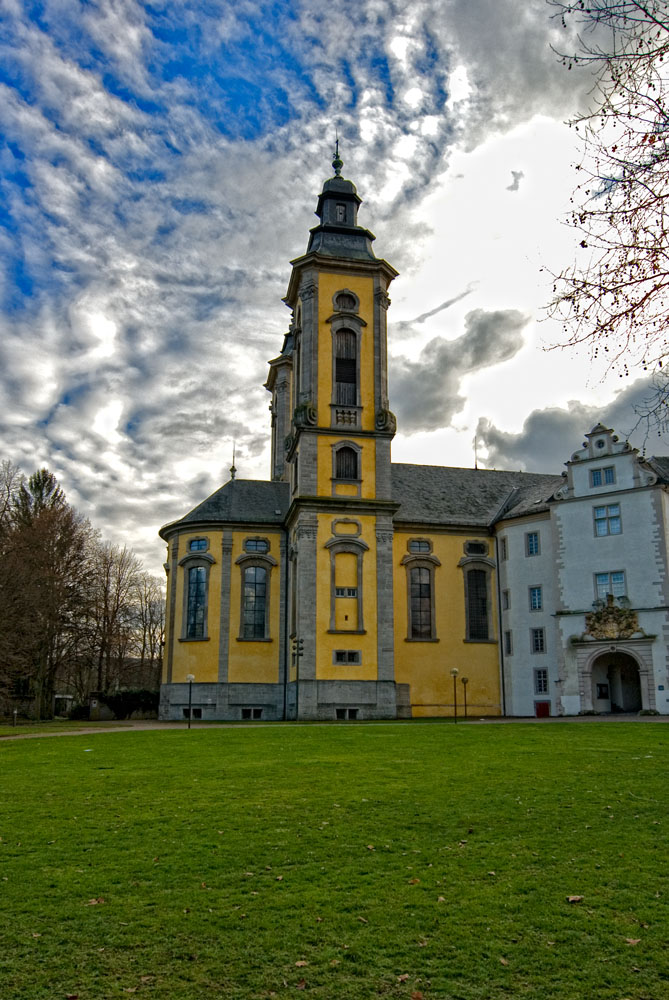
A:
159;153;669;721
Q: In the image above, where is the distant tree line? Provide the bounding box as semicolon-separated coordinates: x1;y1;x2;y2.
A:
0;462;164;719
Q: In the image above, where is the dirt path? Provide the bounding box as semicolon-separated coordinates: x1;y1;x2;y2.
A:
2;713;668;741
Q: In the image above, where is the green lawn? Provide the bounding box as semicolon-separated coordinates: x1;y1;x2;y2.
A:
1;723;667;999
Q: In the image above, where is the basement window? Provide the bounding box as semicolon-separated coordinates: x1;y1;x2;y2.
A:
241;708;263;720
336;708;359;720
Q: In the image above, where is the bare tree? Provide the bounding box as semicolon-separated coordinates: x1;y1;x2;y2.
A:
547;2;669;383
88;542;143;693
132;573;164;689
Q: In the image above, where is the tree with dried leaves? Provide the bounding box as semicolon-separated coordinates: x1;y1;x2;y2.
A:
547;2;669;388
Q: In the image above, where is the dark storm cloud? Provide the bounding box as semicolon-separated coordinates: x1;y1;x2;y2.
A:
476;377;666;473
391;309;529;432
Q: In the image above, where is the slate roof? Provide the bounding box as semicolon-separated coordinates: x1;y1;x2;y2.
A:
391;464;564;527
159;479;290;537
163;454;669;538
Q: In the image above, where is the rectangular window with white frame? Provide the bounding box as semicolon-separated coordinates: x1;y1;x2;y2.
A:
525;531;540;556
594;571;626;601
530;627;545;653
594;503;621;536
590;466;616;487
534;668;548;694
529;585;542;611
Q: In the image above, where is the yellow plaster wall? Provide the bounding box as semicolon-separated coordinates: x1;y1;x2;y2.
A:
227;529;282;685
170;531;223;683
393;531;502;717
315;514;379;681
315;272;377;432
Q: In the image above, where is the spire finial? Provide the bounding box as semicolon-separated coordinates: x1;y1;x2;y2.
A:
230;442;237;481
332;132;343;177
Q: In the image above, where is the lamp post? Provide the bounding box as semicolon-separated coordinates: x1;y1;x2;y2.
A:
450;667;459;723
186;673;195;729
461;676;469;720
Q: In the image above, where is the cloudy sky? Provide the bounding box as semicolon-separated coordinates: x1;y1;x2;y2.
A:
1;0;662;573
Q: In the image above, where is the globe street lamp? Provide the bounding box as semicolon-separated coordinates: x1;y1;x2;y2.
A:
186;673;195;729
461;676;469;720
450;668;459;723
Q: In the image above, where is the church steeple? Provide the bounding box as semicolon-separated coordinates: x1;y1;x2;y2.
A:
306;146;377;261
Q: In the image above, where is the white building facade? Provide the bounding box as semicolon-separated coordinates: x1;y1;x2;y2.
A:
497;425;669;716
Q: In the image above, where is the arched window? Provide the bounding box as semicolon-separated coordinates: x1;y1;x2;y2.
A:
235;551;277;641
410;567;433;639
178;549;216;642
187;566;206;639
335;329;357;405
466;568;489;640
335;446;358;480
401;549;441;641
243;565;267;639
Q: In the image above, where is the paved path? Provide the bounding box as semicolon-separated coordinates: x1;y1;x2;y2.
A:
2;714;668;741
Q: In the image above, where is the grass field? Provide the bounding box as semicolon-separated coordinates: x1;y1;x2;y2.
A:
1;722;667;999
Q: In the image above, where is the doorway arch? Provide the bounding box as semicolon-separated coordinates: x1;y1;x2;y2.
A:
591;651;642;713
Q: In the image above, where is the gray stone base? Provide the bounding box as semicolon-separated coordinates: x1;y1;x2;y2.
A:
159;680;411;722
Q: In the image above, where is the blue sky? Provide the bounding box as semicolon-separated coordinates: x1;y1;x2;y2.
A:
0;0;660;572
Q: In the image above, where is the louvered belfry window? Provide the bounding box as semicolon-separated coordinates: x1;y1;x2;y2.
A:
335;330;357;405
335;446;358;480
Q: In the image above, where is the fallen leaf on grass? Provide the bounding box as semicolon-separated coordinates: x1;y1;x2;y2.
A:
330;960;340;967
140;976;154;983
357;916;368;923
66;995;79;999
276;875;283;881
398;973;410;982
123;989;137;994
411;992;424;999
625;938;641;946
437;896;446;903
315;916;323;923
408;878;420;885
86;898;105;906
295;961;308;967
566;895;584;904
500;957;509;966
31;932;41;938
296;979;307;990
418;939;428;947
488;871;496;877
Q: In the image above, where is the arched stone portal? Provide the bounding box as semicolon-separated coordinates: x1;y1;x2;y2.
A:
591;651;642;713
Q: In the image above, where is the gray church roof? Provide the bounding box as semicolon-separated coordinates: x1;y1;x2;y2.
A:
159;479;290;537
391;464;564;527
163;453;669;538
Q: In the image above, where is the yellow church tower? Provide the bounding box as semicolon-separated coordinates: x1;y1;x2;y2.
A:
266;145;407;719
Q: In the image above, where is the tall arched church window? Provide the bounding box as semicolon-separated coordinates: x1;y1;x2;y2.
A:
187;566;206;639
410;566;432;639
466;568;489;640
335;445;358;480
243;566;267;639
459;547;495;642
235;550;277;641
335;330;357;405
401;545;441;641
178;549;215;642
